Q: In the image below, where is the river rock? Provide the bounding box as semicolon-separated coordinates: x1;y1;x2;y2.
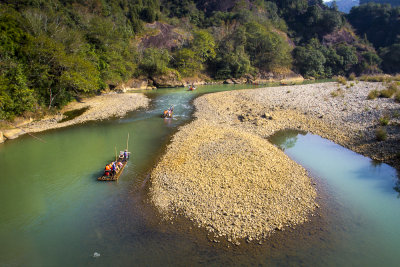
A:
151;71;185;88
116;77;152;91
224;79;234;84
3;129;24;139
150;121;316;242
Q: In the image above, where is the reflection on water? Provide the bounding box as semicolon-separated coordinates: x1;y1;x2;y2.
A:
269;130;400;267
268;129;306;151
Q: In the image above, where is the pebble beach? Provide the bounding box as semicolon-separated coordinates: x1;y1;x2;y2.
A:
1;92;149;141
150;81;400;243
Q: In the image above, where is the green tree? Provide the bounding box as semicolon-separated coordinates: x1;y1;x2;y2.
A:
173;48;201;77
245;22;292;71
139;48;170;76
192;30;216;63
380;43;400;73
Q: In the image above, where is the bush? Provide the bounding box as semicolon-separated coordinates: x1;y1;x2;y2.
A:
331;88;343;97
348;73;356;81
367;90;380;100
388;82;399;92
395;92;400;103
375;127;387;141
379;115;390;126
380;88;396;98
360;75;386;82
337;76;347;85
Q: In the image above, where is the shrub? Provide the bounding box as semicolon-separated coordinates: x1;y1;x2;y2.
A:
331;89;340;97
395;92;400;103
367;90;380;100
337;76;347;85
379;115;390;126
379;84;397;98
376;127;387;141
387;82;399;92
348;73;356;81
360;75;386;82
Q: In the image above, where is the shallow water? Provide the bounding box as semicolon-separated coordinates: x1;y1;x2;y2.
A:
269;130;400;266
1;82;398;266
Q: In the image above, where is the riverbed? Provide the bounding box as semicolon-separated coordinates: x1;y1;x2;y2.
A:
0;83;399;266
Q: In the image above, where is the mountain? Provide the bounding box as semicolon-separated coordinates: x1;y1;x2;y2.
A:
360;0;400;6
325;0;359;13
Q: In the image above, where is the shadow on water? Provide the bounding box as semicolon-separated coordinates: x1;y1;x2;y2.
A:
59;107;90;123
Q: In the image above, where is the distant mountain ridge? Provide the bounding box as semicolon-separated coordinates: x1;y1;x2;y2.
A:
325;0;359;13
360;0;400;6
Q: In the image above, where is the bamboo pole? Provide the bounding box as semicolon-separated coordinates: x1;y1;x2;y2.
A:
126;132;129;151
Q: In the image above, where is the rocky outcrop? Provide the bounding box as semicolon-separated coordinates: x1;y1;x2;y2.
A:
115;77;155;92
223;71;304;85
3;129;24;140
151;71;185;88
0;131;4;143
181;77;209;86
139;22;191;51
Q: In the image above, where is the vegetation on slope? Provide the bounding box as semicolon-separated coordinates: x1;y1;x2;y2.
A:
0;0;393;120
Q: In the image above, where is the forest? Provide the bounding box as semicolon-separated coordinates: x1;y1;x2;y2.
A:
0;0;399;120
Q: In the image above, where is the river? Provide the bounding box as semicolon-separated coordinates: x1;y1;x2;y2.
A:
0;83;399;266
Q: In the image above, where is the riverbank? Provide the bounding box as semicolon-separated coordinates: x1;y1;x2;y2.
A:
150;81;400;243
194;81;400;168
0;92;149;142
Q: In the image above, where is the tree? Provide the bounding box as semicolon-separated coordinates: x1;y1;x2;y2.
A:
245;22;292;71
293;45;326;78
173;48;201;77
139;48;170;76
380;43;400;73
192;30;216;63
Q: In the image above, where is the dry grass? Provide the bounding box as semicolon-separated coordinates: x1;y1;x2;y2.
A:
337;76;347;85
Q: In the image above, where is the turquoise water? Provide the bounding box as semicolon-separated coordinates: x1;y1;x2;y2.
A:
0;82;399;266
269;130;400;266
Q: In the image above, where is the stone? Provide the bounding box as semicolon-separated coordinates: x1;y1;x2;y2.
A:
151;71;185;88
0;131;4;143
3;129;24;139
115;77;150;91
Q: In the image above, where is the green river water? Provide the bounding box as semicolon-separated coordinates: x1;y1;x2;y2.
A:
0;83;399;266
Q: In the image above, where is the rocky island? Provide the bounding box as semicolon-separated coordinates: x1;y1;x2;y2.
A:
150;81;400;243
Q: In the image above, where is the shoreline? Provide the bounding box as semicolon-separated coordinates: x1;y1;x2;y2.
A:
0;92;149;142
150;81;400;243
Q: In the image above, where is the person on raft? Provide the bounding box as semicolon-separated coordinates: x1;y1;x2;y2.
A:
163;105;174;118
105;164;111;176
123;149;129;161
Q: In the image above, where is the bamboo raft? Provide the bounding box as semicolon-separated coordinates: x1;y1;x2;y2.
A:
98;133;131;181
97;156;129;181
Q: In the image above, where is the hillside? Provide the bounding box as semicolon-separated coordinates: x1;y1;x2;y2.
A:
0;0;388;120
